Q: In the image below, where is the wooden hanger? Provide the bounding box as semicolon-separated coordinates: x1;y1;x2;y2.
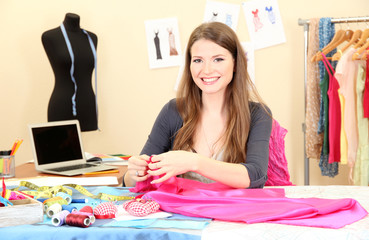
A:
360;49;368;60
353;40;369;60
352;28;369;60
353;28;369;48
332;29;362;61
314;29;353;62
311;29;345;62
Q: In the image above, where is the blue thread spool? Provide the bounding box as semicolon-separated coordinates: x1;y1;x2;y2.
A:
62;204;77;213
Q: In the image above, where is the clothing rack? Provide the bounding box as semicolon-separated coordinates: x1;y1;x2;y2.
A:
298;16;369;185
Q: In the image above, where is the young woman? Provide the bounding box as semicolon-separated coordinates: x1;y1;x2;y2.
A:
124;22;272;189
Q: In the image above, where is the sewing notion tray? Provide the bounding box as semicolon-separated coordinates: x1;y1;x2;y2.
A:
0;195;43;227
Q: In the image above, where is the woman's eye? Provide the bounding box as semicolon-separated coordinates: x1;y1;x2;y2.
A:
214;58;224;62
193;59;202;63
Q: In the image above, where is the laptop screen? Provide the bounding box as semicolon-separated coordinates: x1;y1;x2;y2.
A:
31;123;83;165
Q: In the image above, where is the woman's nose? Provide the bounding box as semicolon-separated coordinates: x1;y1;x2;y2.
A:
202;61;213;74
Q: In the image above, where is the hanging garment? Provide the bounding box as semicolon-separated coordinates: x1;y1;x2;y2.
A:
317;18;336;134
130;177;367;229
320;70;329;156
305;18;324;160
354;63;369;186
338;88;348;165
363;56;369;118
335;48;359;182
265;120;293;186
318;69;338;177
321;53;341;164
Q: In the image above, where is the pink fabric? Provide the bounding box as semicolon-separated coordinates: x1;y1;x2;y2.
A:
364;57;369;118
265;120;293;186
131;177;368;229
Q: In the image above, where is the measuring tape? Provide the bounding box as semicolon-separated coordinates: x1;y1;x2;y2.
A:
10;181;134;201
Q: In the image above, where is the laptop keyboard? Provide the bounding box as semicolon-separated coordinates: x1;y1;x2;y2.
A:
48;163;96;172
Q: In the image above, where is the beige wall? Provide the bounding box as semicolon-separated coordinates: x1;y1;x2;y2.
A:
1;0;368;185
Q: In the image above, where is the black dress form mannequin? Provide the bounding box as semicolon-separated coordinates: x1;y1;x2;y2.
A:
42;13;98;131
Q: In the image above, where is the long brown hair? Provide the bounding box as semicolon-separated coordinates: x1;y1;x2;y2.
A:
173;22;266;163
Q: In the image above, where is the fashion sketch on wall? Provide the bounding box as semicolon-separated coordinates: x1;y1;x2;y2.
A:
242;0;286;50
145;17;181;69
203;0;240;31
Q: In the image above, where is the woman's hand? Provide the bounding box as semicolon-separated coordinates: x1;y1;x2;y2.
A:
147;150;199;184
125;155;150;186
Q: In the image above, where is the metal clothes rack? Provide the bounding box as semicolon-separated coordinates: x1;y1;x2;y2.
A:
298;16;369;185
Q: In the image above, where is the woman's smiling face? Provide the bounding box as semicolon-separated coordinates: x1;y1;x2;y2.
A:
190;39;235;97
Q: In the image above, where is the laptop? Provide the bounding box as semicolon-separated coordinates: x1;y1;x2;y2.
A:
28;120;117;176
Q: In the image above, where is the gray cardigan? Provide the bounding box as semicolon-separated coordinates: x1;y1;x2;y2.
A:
141;98;272;188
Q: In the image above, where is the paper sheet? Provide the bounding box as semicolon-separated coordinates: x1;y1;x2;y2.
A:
4;176;119;187
114;205;172;221
242;0;286;50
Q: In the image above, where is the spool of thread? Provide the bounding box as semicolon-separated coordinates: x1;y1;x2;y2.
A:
46;203;62;218
43;196;68;208
62;204;78;213
56;192;72;204
78;205;95;224
76;212;96;224
51;210;70;226
65;213;91;228
71;198;88;203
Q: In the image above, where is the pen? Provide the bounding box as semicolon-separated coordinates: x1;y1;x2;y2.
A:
10;139;23;156
13;139;23;155
4;158;9;175
7;158;10;175
0;158;3;174
10;140;18;156
83;169;119;175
